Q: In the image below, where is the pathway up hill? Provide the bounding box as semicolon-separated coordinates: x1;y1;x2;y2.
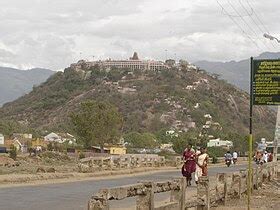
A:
0;64;275;140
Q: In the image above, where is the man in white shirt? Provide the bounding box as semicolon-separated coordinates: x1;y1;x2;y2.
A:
263;151;268;163
233;151;238;164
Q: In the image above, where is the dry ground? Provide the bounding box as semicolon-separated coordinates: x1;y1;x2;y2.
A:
214;179;280;210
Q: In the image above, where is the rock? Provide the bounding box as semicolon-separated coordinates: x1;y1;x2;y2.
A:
0;156;15;166
78;163;90;173
36;167;46;173
46;167;56;173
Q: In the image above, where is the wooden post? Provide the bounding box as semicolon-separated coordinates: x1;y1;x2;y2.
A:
197;176;210;210
88;189;110;210
88;198;109;210
136;182;155;210
255;166;259;189
215;173;226;205
239;169;247;195
232;173;241;199
170;178;186;210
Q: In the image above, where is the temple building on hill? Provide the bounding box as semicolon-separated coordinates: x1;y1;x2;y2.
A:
70;52;169;71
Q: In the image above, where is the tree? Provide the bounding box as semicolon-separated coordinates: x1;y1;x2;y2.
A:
70;100;123;149
124;132;158;149
172;130;198;154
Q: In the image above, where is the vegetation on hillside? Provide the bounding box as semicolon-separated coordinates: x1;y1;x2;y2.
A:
0;64;276;151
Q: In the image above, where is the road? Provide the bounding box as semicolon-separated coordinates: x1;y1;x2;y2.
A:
0;164;247;210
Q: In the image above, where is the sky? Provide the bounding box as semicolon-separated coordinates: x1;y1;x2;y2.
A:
0;0;279;70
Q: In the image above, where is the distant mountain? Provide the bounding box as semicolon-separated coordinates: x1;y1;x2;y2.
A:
194;52;280;92
0;67;54;106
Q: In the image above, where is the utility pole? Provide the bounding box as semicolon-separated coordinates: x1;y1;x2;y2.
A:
263;33;280;162
273;107;280;161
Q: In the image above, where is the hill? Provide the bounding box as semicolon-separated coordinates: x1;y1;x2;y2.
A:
0;64;276;142
194;52;280;92
0;67;54;106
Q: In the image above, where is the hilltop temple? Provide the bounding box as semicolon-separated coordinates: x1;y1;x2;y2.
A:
70;52;169;71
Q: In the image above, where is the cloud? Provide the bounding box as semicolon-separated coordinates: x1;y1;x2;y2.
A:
0;0;279;70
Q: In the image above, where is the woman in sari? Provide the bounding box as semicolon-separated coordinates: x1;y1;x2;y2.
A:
195;147;209;184
181;144;196;186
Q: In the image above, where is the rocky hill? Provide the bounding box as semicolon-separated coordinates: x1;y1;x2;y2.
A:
0;67;54;106
0;64;276;140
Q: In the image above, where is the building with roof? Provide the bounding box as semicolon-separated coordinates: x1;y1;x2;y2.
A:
207;138;233;149
70;52;169;71
0;133;4;145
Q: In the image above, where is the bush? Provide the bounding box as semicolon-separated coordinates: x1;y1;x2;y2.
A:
9;145;17;160
79;152;85;159
211;156;218;164
207;147;227;158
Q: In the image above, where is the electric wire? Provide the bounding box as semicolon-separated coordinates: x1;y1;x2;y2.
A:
227;0;270;50
216;0;262;51
246;0;271;34
239;0;277;48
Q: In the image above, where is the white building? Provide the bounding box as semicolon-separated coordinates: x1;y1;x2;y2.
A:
70;52;169;72
207;138;233;148
0;134;4;145
44;132;63;143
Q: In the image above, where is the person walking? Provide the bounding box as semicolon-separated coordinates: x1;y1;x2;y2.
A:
182;144;196;186
195;147;209;184
232;151;238;164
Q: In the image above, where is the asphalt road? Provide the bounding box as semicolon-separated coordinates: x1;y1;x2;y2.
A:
0;164;247;210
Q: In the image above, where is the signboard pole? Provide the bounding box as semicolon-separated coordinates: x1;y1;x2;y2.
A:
248;57;253;210
273;106;280;161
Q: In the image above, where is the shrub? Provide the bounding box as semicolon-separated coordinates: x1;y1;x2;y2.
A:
211;156;218;164
9;145;17;160
79;152;85;159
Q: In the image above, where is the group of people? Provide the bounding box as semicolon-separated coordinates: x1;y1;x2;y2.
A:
181;145;209;186
224;151;238;165
255;150;273;164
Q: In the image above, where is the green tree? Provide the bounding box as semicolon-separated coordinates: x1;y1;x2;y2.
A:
70;100;123;149
124;132;143;147
172;130;198;154
124;132;158;149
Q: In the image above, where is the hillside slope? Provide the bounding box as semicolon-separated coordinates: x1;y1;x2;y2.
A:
0;67;54;106
0;65;276;140
194;52;280;92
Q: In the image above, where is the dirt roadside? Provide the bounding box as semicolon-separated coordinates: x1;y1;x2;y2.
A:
0;161;246;188
0;166;177;188
213;178;280;210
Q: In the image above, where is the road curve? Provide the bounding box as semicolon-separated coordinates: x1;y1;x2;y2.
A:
0;164;247;210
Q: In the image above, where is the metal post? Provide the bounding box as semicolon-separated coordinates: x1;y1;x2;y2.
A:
248;57;254;210
273;106;280;162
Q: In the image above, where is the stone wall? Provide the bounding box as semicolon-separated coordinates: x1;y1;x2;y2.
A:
87;162;279;210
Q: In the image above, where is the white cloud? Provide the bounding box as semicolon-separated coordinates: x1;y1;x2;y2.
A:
0;0;279;70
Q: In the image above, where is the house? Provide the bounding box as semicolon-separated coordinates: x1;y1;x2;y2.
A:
91;145;127;155
44;132;63;143
107;145;127;155
207;138;233;148
3;139;23;152
12;133;32;139
58;133;76;144
31;138;47;148
0;134;4;145
11;133;33;153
